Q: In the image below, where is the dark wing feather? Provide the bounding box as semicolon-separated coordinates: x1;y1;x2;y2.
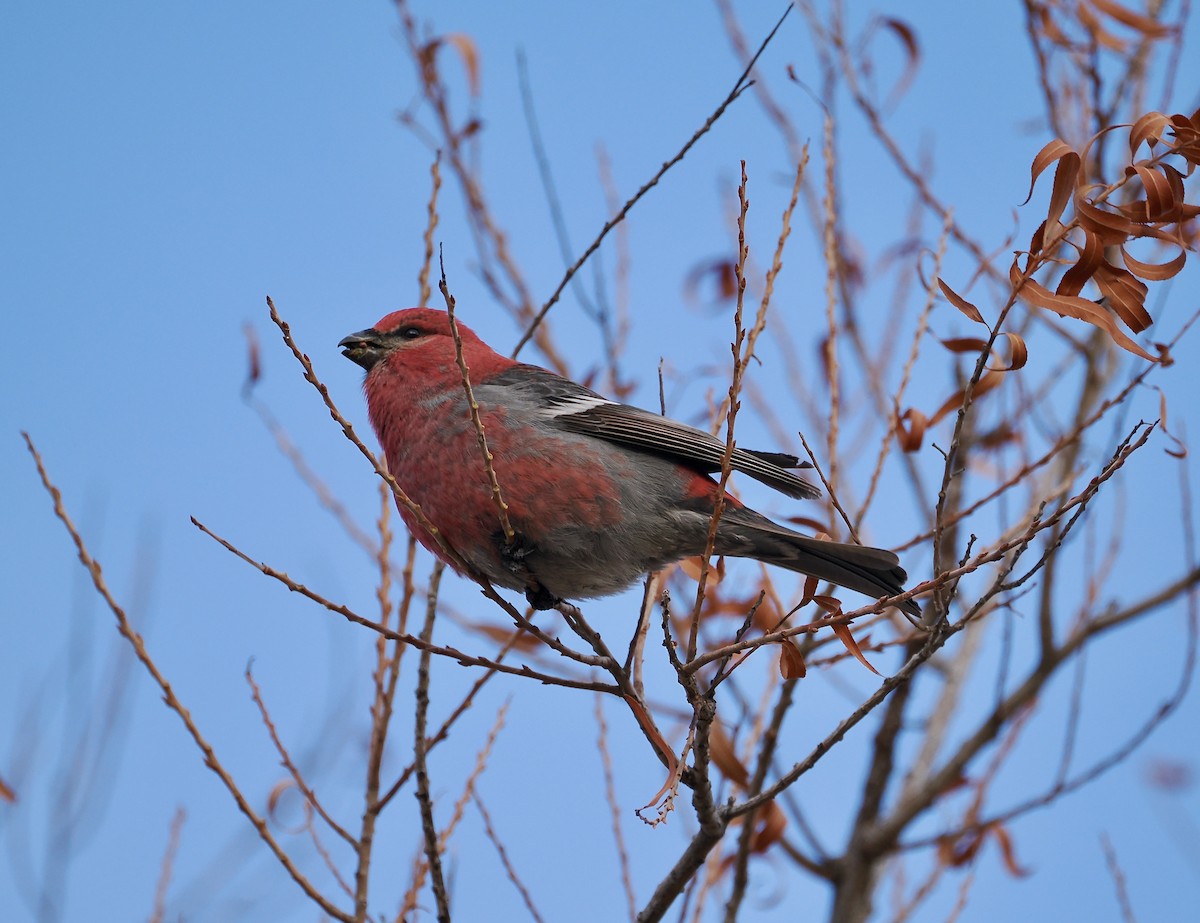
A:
487;365;820;500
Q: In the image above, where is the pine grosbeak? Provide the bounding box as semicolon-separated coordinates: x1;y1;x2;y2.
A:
341;309;918;615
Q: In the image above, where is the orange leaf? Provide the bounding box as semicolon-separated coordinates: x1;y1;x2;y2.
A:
1056;228;1106;297
1021;139;1078;213
988;822;1032;878
986;333;1029;372
442;33;481;95
1129;111;1172;157
937;277;985;323
709;723;750;788
939;337;990;354
1121;245;1186;281
877;17;920;106
1091;0;1174;37
779;640;807;679
1077;2;1127;50
896;407;928;452
266;779;310;834
749;800;788;853
829;621;880;675
684;259;740;304
1093;263;1151;332
1010;262;1157;360
1155;387;1188;458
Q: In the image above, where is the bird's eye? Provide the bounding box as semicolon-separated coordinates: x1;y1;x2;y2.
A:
398;326;422;340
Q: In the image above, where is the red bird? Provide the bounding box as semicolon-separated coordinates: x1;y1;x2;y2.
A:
341;309;918;616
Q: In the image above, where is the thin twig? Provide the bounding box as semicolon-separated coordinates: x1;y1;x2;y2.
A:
513;5;794;355
22;433;353;923
412;564;451;923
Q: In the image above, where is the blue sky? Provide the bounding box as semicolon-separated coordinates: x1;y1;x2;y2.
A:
3;2;1199;921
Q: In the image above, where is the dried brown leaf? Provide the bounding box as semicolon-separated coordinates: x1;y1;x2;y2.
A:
829;621;881;675
985;333;1029;371
1078;2;1128;50
989;822;1032;877
266;779;309;834
1129;111;1173;156
1010;262;1157;360
465;621;543;652
749;800;788;853
1155;387;1188;458
442;33;481;95
1056;228;1106;297
937;277;986;324
0;775;14;804
709;723;750;788
1094;263;1152;332
678;555;724;583
1076;188;1178;245
939;337;991;354
1021;140;1079;218
1091;0;1175;37
779;640;807;679
896;407;928;452
684;259;739;305
1130;162;1175;219
1121;245;1186;281
878;17;920;105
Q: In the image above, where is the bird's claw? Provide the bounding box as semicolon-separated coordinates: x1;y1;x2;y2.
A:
500;532;561;610
524;583;561;611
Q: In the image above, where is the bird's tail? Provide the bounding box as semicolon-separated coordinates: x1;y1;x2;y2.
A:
719;514;919;616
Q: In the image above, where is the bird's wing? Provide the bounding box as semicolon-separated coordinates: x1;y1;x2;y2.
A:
485;365;820;500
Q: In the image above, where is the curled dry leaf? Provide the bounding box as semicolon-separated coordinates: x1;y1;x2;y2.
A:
1129;111;1173;156
778;639;807;679
684;258;740;306
420;33;482;97
986;333;1028;372
938;809;1031;878
266;778;311;835
871;16;921;107
443;33;481;95
709;722;751;789
895;406;928;453
748;799;788;854
1010;260;1157;361
1155;387;1188;458
989;822;1032;878
1121;244;1187;282
1021;139;1079;221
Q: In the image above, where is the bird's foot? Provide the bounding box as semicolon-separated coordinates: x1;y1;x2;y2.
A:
524;583;561;611
500;532;561;611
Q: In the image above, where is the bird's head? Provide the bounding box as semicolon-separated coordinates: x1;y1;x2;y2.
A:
339;308;498;374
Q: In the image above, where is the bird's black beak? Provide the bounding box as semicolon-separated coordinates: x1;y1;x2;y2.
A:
339;328;385;371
